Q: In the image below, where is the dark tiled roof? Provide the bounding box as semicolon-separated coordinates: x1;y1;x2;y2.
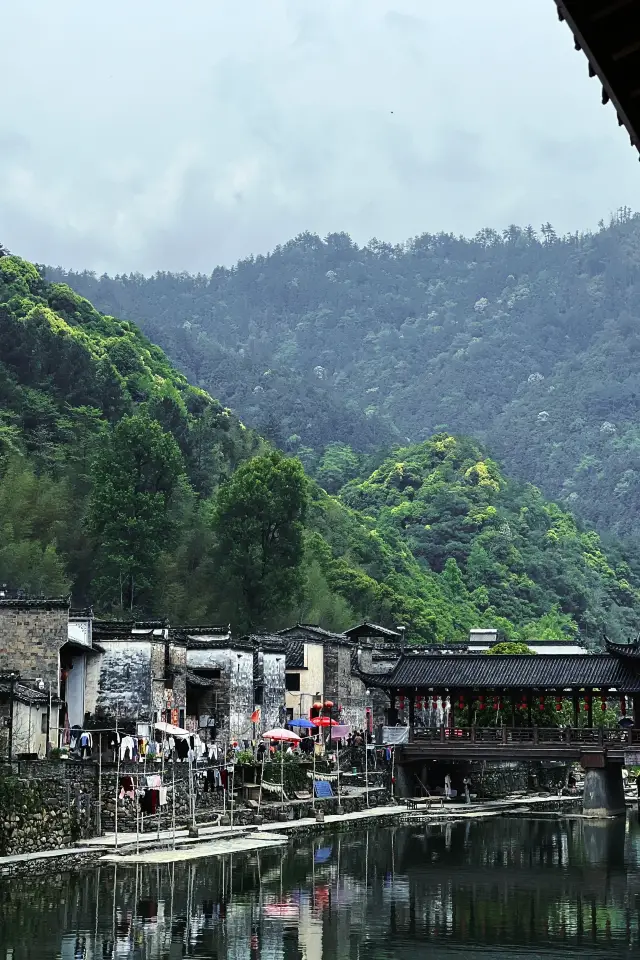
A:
243;634;286;654
173;624;230;636
286;641;305;670
605;637;640;659
0;597;70;610
277;623;350;645
60;639;102;656
0;681;52;705
364;653;640;692
186;670;215;688
555;0;640;155
184;636;252;651
345;621;400;639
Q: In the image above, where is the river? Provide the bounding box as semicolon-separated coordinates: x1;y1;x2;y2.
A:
2;814;640;958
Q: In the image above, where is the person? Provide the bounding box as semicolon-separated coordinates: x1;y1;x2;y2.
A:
257;741;266;761
444;773;452;800
463;777;471;804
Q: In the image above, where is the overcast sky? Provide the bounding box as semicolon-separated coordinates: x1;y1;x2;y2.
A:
1;0;638;275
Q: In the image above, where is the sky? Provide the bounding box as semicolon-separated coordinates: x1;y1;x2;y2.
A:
1;0;639;275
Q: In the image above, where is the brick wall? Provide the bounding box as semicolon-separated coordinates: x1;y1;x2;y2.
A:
0;603;69;690
323;643;366;730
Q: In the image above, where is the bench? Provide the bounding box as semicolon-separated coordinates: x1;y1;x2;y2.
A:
405;795;444;810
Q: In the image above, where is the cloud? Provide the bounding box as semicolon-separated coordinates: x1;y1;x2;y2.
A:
0;0;638;274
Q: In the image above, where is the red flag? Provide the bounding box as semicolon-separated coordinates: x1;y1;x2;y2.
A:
251;708;260;723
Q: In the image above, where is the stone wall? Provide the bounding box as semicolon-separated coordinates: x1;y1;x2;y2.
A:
0;762;97;855
0;601;69;690
261;651;286;731
149;639;187;720
324;644;366;730
187;647;254;743
95;639;153;720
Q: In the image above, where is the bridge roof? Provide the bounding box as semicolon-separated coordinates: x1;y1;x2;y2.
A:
555;0;640;155
364;653;640;691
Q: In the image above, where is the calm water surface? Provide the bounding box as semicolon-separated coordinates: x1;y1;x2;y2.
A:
3;815;640;959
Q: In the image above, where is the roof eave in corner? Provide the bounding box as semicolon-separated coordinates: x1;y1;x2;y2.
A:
555;0;640;156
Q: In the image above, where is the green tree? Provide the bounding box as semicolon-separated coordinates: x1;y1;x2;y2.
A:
210;452;308;629
88;414;185;611
486;641;536;655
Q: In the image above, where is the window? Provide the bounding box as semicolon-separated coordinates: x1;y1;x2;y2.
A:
41;712;48;734
285;673;301;692
254;686;264;706
179;708;185;729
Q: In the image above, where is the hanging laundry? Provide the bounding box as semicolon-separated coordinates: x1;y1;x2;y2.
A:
120;736;134;762
119;776;135;801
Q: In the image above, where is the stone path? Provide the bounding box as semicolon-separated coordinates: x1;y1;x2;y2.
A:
101;832;287;865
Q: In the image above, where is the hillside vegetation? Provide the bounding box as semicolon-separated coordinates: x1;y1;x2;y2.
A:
47;210;640;539
2;252;639;644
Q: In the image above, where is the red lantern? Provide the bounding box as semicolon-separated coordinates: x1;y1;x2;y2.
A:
493;695;500;711
555;698;562;712
601;696;607;712
539;695;545;712
583;694;591;712
458;695;464;710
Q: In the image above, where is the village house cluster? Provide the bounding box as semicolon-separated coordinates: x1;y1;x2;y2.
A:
0;597;407;758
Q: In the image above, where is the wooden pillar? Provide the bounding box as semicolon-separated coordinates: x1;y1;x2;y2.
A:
527;692;532;728
408;692;415;739
511;692;516;728
450;691;455;729
587;691;593;729
572;693;579;728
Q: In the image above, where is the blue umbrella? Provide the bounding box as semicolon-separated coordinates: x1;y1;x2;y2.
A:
287;718;316;729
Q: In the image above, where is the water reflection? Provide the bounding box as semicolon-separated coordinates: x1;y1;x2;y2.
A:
3;814;640;958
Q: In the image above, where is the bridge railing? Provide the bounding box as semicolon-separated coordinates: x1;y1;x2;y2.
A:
410;726;640;747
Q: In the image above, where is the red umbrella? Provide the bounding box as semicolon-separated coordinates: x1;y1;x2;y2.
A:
313;717;338;727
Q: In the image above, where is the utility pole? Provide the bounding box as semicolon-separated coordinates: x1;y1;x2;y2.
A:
7;675;16;762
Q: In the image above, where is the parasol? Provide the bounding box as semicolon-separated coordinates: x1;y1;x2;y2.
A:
287;718;316;729
313;717;338;727
263;728;301;741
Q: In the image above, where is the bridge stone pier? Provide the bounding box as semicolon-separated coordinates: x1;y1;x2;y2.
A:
357;636;640;818
582;758;626;818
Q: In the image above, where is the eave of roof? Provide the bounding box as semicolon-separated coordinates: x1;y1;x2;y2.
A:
358;653;640;692
0;597;70;610
555;0;640;155
186;670;215;688
344;621;400;639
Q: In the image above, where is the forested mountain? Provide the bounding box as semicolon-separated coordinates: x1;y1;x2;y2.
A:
47;209;640;538
4;251;640;644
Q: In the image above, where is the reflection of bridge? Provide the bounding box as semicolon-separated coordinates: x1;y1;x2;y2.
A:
356;638;640;815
